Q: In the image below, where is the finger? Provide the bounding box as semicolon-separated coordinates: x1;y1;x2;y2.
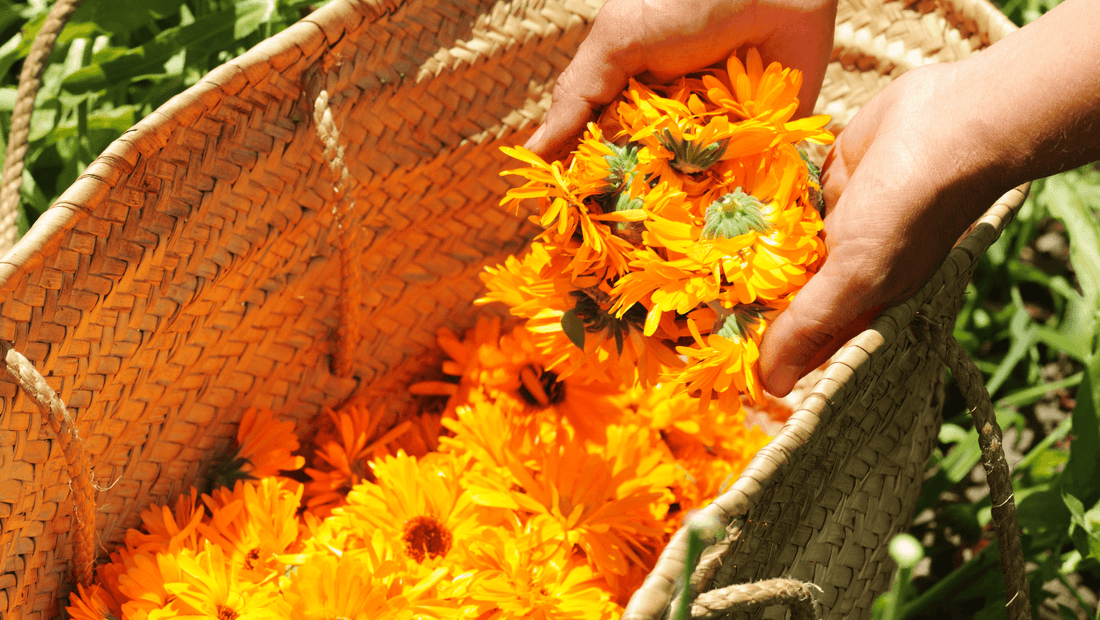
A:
525;2;645;159
758;252;880;396
756;3;837;119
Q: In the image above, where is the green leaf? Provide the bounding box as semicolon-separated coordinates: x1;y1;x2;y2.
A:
1040;171;1100;347
1058;604;1080;620
1062;353;1100;506
46;105;137;142
73;0;183;34
1062;490;1100;562
15;12;99;58
561;310;585;350
984;295;1038;395
997;371;1082;407
63;9;240;94
1015;485;1071;550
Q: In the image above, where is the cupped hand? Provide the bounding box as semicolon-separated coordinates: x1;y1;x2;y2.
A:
757;62;1010;396
524;0;839;161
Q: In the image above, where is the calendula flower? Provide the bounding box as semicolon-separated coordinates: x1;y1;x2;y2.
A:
115;550;191;620
279;542;450;620
670;303;776;412
701;47;834;145
450;518;621;620
462;422;675;579
303;404;412;515
328;451;504;568
617;80;780;186
166;543;282;620
198;478;304;584
67;584;122;620
125;488;205;556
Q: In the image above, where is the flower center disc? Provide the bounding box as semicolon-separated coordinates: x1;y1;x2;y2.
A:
402;515;453;563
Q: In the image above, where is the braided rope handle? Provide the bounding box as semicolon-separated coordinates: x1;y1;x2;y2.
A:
691;578;820;620
307;67;362;379
0;0;85;255
1;340;95;587
915;314;1031;619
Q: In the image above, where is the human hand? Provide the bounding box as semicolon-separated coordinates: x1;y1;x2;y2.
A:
524;0;839;161
757;62;1009;396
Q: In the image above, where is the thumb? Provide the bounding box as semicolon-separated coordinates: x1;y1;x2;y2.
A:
758;257;884;396
524;38;636;161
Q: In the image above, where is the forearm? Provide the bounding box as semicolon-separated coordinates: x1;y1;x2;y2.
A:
954;0;1100;195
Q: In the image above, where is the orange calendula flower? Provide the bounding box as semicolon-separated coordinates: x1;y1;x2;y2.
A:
303;403;412;515
487;47;831;412
701;47;835;145
199;478;304;584
280;542;451;620
462;418;676;579
67;584;122;620
670;303;777;411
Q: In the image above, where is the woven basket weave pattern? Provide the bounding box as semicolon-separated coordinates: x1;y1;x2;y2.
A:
0;0;1018;617
0;0;598;615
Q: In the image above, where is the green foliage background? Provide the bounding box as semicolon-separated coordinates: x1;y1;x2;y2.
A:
1;0;1098;617
0;0;320;235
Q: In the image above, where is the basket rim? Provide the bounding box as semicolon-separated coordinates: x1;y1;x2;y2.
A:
0;0;401;302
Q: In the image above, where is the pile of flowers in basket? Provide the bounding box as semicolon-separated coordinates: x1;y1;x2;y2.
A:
67;49;832;620
484;48;832;413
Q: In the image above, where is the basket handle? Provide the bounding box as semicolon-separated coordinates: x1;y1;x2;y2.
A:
307;67;362;379
689;577;820;620
1;340;96;587
915;314;1031;619
0;0;85;255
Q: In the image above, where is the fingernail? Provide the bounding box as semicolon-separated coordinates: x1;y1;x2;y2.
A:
766;364;801;397
524;124;547;150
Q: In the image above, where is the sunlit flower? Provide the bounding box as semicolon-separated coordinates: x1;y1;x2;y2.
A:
198;478;303;584
166;543;281;620
669;303;777;411
328;451;505;568
450;518;621;620
280;542;451;620
462;420;676;579
701;47;834;145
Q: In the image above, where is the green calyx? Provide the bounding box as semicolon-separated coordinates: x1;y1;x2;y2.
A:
561;290;646;354
798;146;821;185
208;447;257;490
595;141;646;243
603;142;640;194
798;146;824;215
700;188;770;240
659;129;728;174
712;303;770;342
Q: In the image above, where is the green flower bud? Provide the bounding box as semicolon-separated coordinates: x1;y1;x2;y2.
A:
700;189;769;241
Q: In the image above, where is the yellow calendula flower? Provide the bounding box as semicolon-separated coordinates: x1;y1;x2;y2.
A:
702;47;835;145
166;543;282;620
331;451;506;568
448;518;622;620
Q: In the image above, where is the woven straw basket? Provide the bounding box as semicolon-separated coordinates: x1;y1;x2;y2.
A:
0;0;1022;617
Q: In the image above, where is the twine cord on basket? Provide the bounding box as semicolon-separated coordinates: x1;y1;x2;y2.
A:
690;578;821;620
0;340;96;588
310;80;363;378
0;0;85;255
915;314;1031;619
